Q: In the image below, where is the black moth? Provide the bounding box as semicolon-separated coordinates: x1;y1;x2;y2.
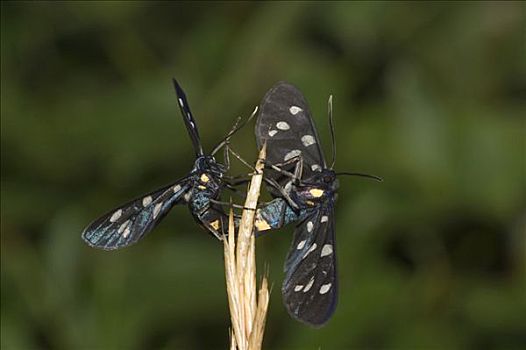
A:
82;79;237;250
254;82;380;327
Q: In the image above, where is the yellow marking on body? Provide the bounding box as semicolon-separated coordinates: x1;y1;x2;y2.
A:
210;219;220;230
306;200;315;206
309;188;324;198
200;173;210;183
255;218;271;231
198;185;206;190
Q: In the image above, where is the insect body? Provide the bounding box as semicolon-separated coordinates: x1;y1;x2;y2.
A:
254;82;341;326
82;79;233;250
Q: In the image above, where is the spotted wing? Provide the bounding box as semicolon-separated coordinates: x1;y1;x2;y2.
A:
173;78;204;157
282;206;337;327
255;82;326;185
82;180;191;250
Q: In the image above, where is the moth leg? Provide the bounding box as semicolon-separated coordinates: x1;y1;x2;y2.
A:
263;177;300;211
208;201;242;219
210;199;256;212
291;155;304;184
225;164;300;209
226;145;257;172
223;142;231;171
264;155;306;186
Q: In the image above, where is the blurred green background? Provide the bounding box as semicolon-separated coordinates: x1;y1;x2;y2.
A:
1;2;525;349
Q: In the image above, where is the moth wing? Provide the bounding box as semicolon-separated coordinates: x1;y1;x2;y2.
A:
282;206;337;327
82;180;191;250
255;82;326;184
173;79;204;157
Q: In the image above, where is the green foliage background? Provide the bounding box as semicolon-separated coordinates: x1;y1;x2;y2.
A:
1;2;525;349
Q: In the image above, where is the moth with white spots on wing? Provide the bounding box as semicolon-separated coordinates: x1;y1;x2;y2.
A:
254;81;343;327
256;81;382;325
82;79;247;250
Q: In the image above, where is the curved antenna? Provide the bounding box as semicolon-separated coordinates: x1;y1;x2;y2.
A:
211;106;258;156
328;95;336;169
211;115;242;157
335;172;383;182
172;78;204;157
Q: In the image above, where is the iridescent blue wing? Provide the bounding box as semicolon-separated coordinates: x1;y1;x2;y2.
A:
282;206;337;327
82;180;191;250
255;81;326;187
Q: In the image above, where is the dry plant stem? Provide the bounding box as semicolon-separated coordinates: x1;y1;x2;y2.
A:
248;277;269;350
237;144;266;335
225;211;243;347
224;145;269;350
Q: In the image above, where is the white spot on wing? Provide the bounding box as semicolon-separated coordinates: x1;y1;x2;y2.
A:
284;149;301;161
153;202;163;219
142;196;152;207
303;243;317;259
110;209;122;223
307;221;313;232
294;285;304;292
297;240;306;250
268;129;278;137
184;191;192;202
319;283;332;294
303;276;315;292
289;106;303;115
123;226;131;238
173;184;181;193
311;164;322;172
118;220;129;234
301;135;316;147
321;244;333;257
321;215;329;223
276;121;290;130
178;98;184;107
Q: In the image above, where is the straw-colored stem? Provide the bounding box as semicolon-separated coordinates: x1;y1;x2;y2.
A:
248;277;269;350
224;145;269;350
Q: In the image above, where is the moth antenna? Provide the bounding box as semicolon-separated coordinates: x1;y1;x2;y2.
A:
211;106;258;156
328;95;336;169
211;115;242;156
335;172;383;182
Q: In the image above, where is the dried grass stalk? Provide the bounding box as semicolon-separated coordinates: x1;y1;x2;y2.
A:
224;145;269;350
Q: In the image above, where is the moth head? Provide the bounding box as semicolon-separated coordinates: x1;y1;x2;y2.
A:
195;156;225;178
314;169;337;187
304;169;338;193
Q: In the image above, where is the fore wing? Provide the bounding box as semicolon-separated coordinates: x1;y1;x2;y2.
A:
82;180;191;250
255;82;326;185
